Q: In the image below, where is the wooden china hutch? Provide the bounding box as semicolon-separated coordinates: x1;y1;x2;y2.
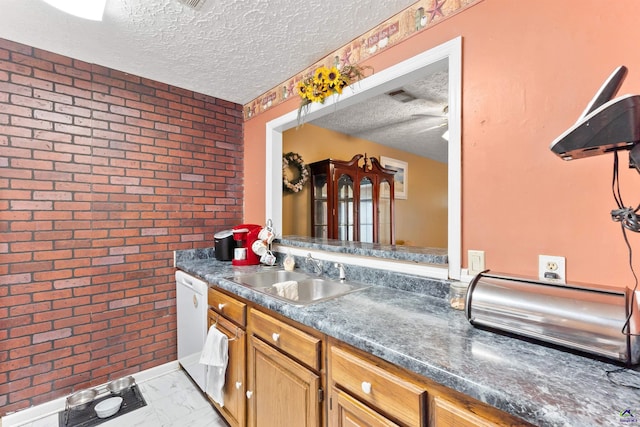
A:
309;154;396;244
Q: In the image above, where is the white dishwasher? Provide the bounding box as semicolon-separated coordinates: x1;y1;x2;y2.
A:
176;270;208;392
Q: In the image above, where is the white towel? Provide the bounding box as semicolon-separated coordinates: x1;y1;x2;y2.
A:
272;280;298;300
199;325;229;407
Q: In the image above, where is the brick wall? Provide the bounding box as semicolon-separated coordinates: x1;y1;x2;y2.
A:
0;38;244;415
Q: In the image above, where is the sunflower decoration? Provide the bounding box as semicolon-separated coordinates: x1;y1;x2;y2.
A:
297;63;371;124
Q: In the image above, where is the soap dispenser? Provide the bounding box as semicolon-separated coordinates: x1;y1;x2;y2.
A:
283;251;295;271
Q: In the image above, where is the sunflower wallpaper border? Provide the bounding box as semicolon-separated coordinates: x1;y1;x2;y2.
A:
243;0;481;121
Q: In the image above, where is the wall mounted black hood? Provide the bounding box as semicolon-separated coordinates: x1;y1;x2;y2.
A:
550;65;640;160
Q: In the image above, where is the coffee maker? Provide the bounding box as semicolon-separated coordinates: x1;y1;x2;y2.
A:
231;224;261;266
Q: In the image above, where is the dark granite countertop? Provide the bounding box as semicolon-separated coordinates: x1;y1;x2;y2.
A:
278;236;449;265
176;251;640;427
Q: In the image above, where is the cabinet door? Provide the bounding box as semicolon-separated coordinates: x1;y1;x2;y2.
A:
430;396;497;427
208;311;246;427
336;173;355;240
378;179;393;245
312;172;329;238
331;386;400;427
359;177;373;243
247;335;321;427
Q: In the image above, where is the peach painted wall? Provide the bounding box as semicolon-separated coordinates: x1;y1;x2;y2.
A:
282;124;448;247
244;0;640;288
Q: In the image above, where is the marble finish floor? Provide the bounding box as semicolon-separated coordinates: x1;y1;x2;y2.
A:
17;369;228;427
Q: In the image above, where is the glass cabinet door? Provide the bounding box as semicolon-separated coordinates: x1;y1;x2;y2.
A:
359;177;373;243
309;155;395;243
336;174;354;241
378;179;392;244
312;173;328;238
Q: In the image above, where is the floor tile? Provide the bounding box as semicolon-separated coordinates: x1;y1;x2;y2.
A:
14;369;227;427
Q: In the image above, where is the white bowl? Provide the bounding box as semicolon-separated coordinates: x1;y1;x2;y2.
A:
95;396;123;418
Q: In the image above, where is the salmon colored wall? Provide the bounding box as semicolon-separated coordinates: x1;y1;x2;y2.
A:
282;125;448;247
244;0;640;288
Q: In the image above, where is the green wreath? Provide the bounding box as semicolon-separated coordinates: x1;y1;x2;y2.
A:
282;152;309;193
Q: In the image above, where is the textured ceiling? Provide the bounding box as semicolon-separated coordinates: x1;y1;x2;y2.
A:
311;59;450;162
0;0;416;105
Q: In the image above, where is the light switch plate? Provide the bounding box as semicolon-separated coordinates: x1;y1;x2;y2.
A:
468;250;485;276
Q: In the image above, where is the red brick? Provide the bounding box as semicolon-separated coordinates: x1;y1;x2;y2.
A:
34;110;72;124
0;81;32;96
0;43;243;414
33;49;72;66
55;333;90;350
8;282;52;295
53;64;90;80
11;52;53;71
53;123;91;136
32;367;72;386
94;92;125;107
54;258;91;271
53;315;90;329
9;322;52;339
53;353;90;369
11;74;53;92
32;307;71;323
9;342;52;360
0;104;32;117
33;249;72;261
0;314;33;330
9;301;51;317
31;289;71;303
11;158;53;171
10;238;51;251
9;261;53;275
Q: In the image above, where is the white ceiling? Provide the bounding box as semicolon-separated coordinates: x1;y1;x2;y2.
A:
311;59;449;162
0;0;416;105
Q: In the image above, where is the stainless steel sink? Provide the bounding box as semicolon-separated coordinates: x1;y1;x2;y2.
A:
227;270;370;306
228;270;309;288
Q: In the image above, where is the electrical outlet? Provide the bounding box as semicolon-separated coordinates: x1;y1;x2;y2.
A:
538;255;566;284
468;250;485;276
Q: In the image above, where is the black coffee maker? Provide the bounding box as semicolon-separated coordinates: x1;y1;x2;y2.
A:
214;230;234;261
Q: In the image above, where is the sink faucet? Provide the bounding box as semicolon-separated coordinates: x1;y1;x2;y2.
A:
334;263;346;282
305;253;322;275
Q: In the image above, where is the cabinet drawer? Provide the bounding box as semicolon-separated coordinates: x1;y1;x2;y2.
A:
248;308;321;371
431;396;497;427
330;346;426;427
332;386;400;427
208;288;246;327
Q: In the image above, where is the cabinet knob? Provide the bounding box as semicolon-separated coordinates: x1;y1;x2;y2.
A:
235;381;242;390
272;333;280;342
218;303;226;311
361;381;372;394
246;390;253;399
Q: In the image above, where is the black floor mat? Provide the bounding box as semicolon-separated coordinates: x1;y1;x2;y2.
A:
58;384;147;427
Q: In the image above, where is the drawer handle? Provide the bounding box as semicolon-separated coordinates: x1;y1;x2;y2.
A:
361;381;372;394
235;381;242;390
218;303;226;311
272;333;280;342
246;390;253;399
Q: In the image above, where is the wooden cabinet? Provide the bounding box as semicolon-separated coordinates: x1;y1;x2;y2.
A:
329;344;426;427
309;154;396;244
199;275;532;427
207;289;246;427
430;396;497;427
332;386;400;427
247;308;323;427
328;341;534;427
249;308;321;370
